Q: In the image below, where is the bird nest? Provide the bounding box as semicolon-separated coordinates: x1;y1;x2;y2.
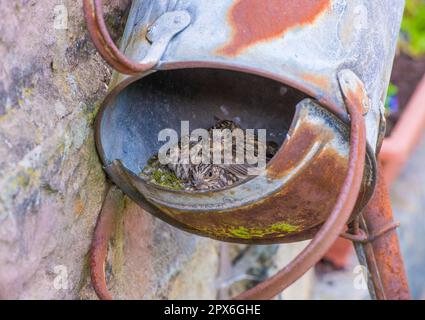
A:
140;119;278;191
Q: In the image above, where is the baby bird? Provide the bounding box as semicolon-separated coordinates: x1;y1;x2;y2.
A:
167;119;243;190
145;119;279;191
191;164;239;191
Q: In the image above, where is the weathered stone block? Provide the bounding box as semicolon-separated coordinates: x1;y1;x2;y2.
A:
0;0;219;299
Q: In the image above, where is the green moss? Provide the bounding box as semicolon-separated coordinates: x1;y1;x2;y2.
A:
228;226;252;239
269;222;300;234
82;102;101;126
197;222;301;240
151;169;183;190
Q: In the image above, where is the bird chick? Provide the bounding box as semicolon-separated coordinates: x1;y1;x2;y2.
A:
191;164;238;191
143;119;278;191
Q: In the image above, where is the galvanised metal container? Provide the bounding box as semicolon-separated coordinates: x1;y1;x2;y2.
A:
86;0;405;244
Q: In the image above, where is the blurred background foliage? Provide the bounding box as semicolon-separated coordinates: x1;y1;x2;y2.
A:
400;0;425;58
385;0;425;114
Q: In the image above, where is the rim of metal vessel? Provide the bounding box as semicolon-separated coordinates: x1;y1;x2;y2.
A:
95;61;372;196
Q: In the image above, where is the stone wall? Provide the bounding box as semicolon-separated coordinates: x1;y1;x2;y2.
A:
0;0;219;299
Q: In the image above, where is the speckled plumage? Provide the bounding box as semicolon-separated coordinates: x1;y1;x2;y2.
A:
167;119;244;190
143;119;277;191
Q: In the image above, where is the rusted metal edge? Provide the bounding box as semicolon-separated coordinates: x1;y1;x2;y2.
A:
90;183;122;300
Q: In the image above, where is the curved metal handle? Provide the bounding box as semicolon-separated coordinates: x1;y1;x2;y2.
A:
89;70;368;300
90;183;122;300
234;70;368;299
83;0;190;75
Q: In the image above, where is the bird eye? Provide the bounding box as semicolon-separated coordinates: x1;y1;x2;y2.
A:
207;171;213;177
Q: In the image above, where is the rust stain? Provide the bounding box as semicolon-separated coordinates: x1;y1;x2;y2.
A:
267;124;319;179
267;119;333;179
301;73;331;91
361;166;411;299
218;0;331;56
74;198;84;216
154;112;374;243
148;115;371;244
162;149;351;243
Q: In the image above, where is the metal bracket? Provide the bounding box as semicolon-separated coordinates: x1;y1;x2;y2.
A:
144;11;192;67
338;69;371;116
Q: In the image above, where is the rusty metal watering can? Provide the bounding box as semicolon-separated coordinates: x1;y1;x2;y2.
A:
83;0;410;300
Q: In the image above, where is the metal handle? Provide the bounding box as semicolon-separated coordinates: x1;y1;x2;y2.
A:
90;183;120;300
83;0;190;75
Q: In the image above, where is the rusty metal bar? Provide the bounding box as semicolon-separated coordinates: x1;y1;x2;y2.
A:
359;164;411;300
83;0;137;74
90;183;123;300
82;0;190;75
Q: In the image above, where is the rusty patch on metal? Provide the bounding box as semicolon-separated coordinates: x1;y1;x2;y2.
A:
267;123;330;179
361;166;411;299
218;0;331;56
301;73;331;91
161;148;348;243
144;111;366;243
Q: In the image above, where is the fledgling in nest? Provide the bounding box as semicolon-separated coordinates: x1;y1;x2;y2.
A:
142;119;278;191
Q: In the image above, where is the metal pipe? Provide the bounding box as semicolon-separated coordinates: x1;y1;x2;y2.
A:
360;164;411;300
90;184;123;300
